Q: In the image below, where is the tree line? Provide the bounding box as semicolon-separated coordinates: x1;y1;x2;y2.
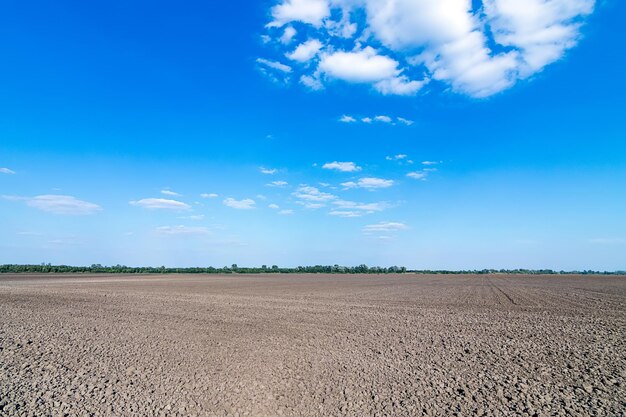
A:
0;264;623;275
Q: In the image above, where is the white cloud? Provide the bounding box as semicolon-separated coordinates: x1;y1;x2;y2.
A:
263;0;595;97
279;209;294;215
363;221;409;233
256;58;292;73
293;185;337;203
374;115;393;123
422;160;440;165
268;0;330;28
130;198;191;211
333;200;389;212
161;189;181;197
330;210;362;217
297;201;326;209
342;115;412;125
0;168;15;174
341;177;394;189
268;203;280;209
200;193;219;198
4;194;101;215
407;171;427;180
178;215;205;221
319;47;399;83
322;161;362;172
267;180;288;187
375;76;428;96
300;74;324;90
280;26;297;44
287;39;323;62
155;225;210;236
260;167;278;174
223;198;256;210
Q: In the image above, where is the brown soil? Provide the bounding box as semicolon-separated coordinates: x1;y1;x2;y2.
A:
1;274;625;416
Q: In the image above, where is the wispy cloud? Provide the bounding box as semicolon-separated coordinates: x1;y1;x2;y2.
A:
422;161;440;166
223;198;256;210
256;58;292;73
341;177;394;189
267;180;288;187
268;203;280;209
589;238;626;245
178;214;205;221
386;154;407;161
322;161;361;172
0;168;16;175
130;198;191;210
3;194;102;215
339;115;413;126
333;200;389;212
363;222;409;233
260;167;278;175
279;209;294;215
155;225;211;236
329;210;362;218
200;193;219;198
161;189;181;197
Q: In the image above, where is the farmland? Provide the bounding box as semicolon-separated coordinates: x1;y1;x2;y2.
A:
1;274;624;416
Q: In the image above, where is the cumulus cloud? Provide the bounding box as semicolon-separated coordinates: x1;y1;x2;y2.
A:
0;168;16;174
4;194;102;215
223;198;256;210
287;39;323;62
262;0;595;97
293;186;337;207
407;171;427;180
280;26;297;44
322;161;361;172
268;0;330;28
130;198;191;210
155;225;210;236
341;177;394;189
363;221;409;233
339;115;356;123
374;115;393;123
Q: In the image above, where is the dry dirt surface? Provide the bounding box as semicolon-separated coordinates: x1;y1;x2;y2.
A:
1;274;625;417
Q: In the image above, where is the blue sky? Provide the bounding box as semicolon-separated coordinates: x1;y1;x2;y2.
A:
1;0;624;269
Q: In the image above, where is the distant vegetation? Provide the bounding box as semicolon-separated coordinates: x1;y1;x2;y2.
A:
0;264;624;275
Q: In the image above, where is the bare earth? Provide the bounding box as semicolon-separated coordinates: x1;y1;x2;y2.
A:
1;274;625;416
